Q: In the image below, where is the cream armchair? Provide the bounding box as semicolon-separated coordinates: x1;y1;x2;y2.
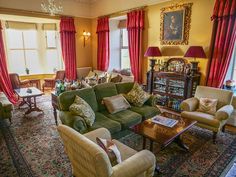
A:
58;125;156;177
180;86;233;143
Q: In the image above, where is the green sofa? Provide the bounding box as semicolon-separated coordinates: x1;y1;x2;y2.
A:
0;92;13;123
58;82;160;137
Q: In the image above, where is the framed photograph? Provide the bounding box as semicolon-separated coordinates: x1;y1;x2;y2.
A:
160;3;192;45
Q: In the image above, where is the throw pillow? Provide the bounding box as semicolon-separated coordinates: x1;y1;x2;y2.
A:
197;97;218;115
103;94;131;114
125;83;150;107
96;137;122;166
69;95;95;126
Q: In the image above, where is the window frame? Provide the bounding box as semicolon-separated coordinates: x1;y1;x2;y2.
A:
120;28;130;70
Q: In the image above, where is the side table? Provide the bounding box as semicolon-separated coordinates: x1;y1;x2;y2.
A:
51;92;59;125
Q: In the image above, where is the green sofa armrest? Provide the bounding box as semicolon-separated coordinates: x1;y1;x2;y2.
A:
59;111;88;134
215;105;234;121
180;97;199;112
145;95;158;107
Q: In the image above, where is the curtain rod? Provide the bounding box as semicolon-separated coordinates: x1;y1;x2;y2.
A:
0;7;74;20
98;6;147;19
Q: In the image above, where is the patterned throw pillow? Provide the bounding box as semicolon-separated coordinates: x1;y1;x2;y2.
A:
125;83;150;107
96;137;122;166
69;95;95;126
197;98;218;115
103;94;131;114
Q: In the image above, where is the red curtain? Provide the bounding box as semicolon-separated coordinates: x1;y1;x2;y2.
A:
97;17;110;71
207;0;236;88
60;17;77;81
0;21;17;103
127;10;145;83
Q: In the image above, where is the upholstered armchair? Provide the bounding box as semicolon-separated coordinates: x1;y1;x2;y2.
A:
0;92;13;123
42;70;65;92
58;125;156;177
180;86;234;143
9;73;30;90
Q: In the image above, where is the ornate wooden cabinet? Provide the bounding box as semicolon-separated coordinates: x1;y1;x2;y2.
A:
147;58;201;112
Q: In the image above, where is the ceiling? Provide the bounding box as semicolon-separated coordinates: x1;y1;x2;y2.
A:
0;0;170;18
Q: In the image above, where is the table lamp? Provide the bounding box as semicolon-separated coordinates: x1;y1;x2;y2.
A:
144;46;162;93
184;46;206;74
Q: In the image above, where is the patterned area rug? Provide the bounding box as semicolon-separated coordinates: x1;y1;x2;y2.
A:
1;95;236;177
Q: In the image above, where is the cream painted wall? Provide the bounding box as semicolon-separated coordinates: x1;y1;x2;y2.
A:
143;0;214;85
74;17;93;68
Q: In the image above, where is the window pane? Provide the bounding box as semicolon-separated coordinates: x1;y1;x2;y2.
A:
46;50;59;73
122;29;128;47
8;50;25;75
121;49;130;69
25;50;41;74
6;30;23;49
46;31;57;48
23;30;37;49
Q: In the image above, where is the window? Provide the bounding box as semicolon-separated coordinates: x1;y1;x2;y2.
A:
45;30;62;73
120;29;130;69
5;23;63;75
224;44;236;82
6;29;41;75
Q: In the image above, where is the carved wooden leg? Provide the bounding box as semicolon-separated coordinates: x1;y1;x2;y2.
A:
222;125;226;132
142;137;146;149
213;132;217;144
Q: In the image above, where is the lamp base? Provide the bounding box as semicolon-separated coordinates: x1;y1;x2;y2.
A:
190;61;199;75
149;59;156;71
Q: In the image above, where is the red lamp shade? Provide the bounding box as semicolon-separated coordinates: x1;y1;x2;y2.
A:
184;46;206;58
144;47;162;57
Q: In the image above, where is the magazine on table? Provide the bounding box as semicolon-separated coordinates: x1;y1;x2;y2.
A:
151;115;178;128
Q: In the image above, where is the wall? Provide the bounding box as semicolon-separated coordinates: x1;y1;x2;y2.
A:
91;0;214;85
74;17;93;68
143;0;215;85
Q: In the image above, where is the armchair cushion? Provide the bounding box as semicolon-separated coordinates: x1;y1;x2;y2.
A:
111;150;156;177
180;97;199;112
181;111;220;127
197;98;218;115
0;94;13;112
215;105;234;121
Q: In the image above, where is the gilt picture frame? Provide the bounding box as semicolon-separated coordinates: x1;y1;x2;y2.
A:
160;3;193;45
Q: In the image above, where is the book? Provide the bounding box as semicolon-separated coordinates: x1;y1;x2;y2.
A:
151;115;178;128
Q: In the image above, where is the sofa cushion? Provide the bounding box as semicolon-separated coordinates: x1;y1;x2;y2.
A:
103;94;131;114
94;83;118;111
115;82;134;94
89;112;121;134
69;96;95;126
125;83;150;107
59;88;98;112
129;105;160;120
0;93;13;112
102;110;142;129
181;111;220;127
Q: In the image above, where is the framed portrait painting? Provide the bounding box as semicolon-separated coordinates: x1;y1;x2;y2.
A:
160;3;192;45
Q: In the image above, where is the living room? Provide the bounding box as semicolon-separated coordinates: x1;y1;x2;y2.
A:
0;0;235;176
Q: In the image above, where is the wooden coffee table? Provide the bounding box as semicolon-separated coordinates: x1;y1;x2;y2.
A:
131;111;197;152
15;87;43;115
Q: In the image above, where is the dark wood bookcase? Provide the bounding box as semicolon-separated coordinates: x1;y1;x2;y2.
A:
147;58;201;112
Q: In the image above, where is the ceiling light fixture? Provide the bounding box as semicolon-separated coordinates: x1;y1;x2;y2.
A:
41;0;63;16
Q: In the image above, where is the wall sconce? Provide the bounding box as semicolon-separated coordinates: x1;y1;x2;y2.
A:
83;30;91;47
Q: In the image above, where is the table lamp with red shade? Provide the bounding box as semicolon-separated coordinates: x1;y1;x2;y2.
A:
144;46;162;93
184;46;206;74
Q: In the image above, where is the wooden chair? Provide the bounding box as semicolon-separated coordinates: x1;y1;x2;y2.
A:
42;70;65;92
9;73;30;90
